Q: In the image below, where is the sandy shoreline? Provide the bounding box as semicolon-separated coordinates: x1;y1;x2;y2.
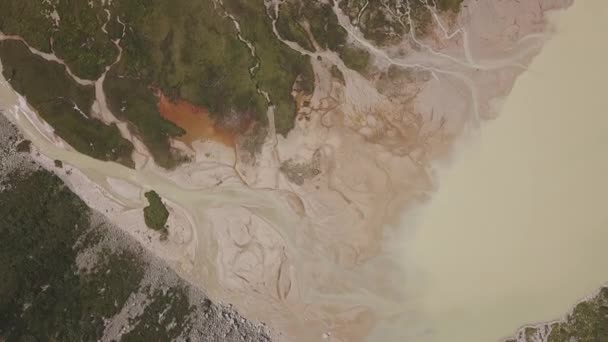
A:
0;0;575;340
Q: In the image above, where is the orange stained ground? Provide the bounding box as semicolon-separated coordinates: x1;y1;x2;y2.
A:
157;93;237;147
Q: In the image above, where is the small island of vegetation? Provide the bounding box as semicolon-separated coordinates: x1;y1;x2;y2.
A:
143;190;169;235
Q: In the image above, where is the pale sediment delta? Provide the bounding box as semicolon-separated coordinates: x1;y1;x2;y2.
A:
408;1;608;341
0;0;577;341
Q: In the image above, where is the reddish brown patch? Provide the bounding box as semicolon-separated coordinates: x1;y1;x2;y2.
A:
157;93;240;147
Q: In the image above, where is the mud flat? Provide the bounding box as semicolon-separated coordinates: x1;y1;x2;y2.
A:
406;1;608;341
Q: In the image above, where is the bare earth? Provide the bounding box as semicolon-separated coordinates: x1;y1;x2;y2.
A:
0;0;574;341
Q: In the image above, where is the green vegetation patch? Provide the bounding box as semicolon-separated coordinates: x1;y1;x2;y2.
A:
276;0;370;74
277;0;348;52
222;0;315;135
547;287;608;342
339;0;462;45
103;0;267;167
330;65;345;84
2;0;319;167
143;190;169;233
0;0;119;80
338;0;405;46
0;169;145;340
112;0;263;115
437;0;465;12
508;287;608;342
52;0;119;80
15;140;31;153
0;1;55;53
103;69;186;168
275;2;316;52
0;40;134;167
339;45;370;74
121;286;194;341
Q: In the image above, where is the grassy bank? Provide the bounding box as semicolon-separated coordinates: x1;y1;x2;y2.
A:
0;40;134;167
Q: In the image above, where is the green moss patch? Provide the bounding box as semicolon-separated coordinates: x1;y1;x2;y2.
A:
143;190;169;233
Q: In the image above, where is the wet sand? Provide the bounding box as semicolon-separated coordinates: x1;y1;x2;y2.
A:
406;1;608;341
